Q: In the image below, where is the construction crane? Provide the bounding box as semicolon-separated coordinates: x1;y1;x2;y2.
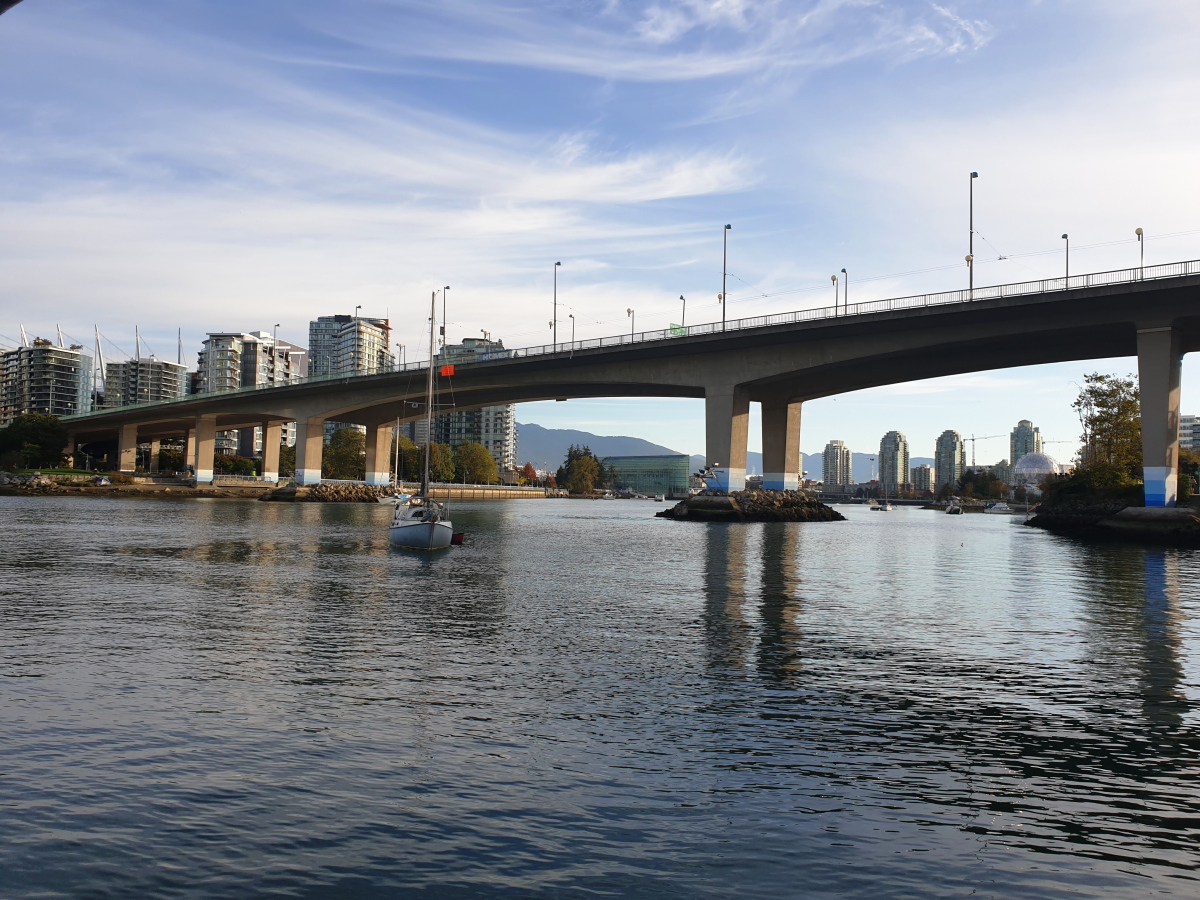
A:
966;434;1005;468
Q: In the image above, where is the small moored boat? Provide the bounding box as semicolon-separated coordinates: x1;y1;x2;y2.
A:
389;288;453;551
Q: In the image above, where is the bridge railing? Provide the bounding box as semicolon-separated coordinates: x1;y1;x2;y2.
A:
65;258;1200;421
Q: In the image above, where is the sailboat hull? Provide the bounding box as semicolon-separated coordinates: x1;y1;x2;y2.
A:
389;520;454;550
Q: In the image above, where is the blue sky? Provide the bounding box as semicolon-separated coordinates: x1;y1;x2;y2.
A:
2;0;1199;463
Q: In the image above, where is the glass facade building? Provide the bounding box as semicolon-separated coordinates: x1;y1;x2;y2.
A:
602;454;689;495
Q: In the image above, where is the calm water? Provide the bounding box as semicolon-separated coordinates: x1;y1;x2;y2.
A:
1;497;1198;898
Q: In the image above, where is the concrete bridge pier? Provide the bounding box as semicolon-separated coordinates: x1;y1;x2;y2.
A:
705;385;750;492
118;423;138;474
761;399;802;491
193;415;217;483
149;440;161;474
186;428;196;474
262;421;282;482
1137;325;1183;507
365;423;393;486
294;415;326;485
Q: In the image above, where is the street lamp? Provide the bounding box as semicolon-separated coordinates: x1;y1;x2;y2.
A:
396;343;404;369
969;172;978;295
679;295;686;328
568;313;575;357
553;262;561;352
627;308;634;340
840;268;848;311
831;274;838;315
1136;227;1144;277
1062;234;1069;280
722;224;731;332
965;255;973;294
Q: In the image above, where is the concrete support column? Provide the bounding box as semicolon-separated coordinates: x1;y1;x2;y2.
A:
148;440;161;474
118;423;138;474
294;415;326;485
194;415;217;484
186;429;196;474
262;422;282;482
762;399;803;491
705;385;750;492
365;424;393;486
1138;325;1183;507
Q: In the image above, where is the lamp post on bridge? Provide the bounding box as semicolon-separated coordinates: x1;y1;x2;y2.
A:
969;172;978;296
553;262;561;352
721;224;731;332
568;314;575;358
680;295;686;329
1062;234;1069;281
1136;227;1144;279
627;308;634;340
396;343;404;369
965;255;973;295
840;268;848;313
831;274;838;316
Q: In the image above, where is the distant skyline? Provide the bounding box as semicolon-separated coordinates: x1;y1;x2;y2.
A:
3;0;1199;458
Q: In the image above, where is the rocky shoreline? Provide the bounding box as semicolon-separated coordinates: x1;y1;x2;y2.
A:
656;489;845;523
260;482;399;503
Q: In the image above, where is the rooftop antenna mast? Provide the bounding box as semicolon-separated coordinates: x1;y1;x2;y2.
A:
20;325;28;347
57;325;64;347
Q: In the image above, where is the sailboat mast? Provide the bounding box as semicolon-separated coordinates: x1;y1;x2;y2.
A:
422;289;436;494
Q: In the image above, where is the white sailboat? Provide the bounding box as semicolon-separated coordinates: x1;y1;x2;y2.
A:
389;289;454;551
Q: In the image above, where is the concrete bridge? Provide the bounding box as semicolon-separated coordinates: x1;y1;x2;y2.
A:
65;259;1200;506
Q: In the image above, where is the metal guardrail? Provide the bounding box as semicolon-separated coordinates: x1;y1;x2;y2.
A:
64;258;1200;422
212;474;275;483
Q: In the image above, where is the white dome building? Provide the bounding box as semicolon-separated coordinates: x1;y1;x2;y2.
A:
1010;452;1061;493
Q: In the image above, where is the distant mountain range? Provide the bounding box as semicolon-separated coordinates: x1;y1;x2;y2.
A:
516;423;684;472
518;422;930;482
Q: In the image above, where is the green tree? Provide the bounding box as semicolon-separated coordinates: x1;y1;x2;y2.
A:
158;448;185;472
427;442;455;482
213;454;257;475
454;441;499;484
390;433;420;482
1072;372;1141;480
323;428;366;480
567;454;600;493
278;444;296;477
0;413;68;468
557;444;609;492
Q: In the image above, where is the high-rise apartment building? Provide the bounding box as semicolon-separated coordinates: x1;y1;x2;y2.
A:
910;464;934;493
935;430;966;492
425;338;518;471
878;431;909;490
307;315;393;377
197;331;304;454
102;357;189;408
308;315;393;445
1010;419;1043;466
0;338;94;426
822;439;853;488
1180;415;1197;451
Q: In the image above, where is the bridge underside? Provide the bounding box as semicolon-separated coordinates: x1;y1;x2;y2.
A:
64;276;1200;505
